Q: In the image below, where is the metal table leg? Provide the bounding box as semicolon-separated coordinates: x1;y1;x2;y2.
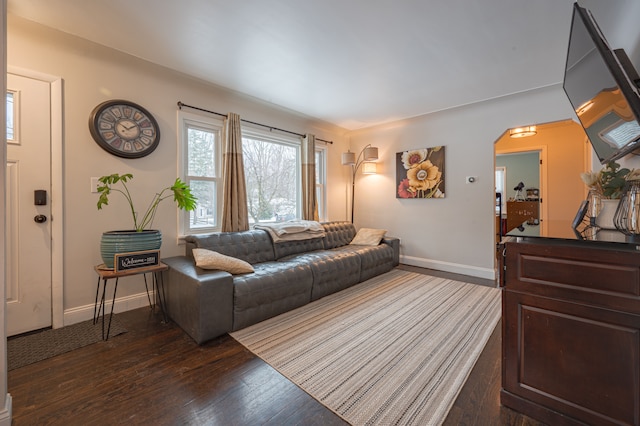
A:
154;271;168;323
105;278;119;340
93;275;102;324
143;272;154;309
97;277;119;341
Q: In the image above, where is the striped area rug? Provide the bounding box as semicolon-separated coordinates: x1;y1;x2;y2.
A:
231;269;501;425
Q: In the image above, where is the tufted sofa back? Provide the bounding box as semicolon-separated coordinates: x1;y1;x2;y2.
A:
184;221;358;265
185;230;275;264
272;236;325;259
322;221;357;249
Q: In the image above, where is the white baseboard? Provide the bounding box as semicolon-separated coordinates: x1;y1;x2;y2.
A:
0;394;12;426
400;255;496;280
63;290;155;326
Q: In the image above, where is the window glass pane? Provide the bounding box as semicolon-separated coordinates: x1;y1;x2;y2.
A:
6;92;14;141
242;136;298;224
315;150;327;185
316;185;324;220
188;180;217;229
188;127;216;177
315;149;326;220
495;167;506;214
495;167;505;193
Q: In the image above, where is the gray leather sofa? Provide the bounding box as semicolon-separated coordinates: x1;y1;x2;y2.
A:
162;221;400;344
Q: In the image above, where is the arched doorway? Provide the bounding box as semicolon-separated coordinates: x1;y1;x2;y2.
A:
494;119;590;259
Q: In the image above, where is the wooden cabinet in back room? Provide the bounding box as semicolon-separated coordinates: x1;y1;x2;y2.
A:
505;200;539;232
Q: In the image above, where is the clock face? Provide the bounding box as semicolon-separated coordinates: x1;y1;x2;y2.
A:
89;100;160;158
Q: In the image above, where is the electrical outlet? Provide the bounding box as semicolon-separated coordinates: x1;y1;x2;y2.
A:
91;177;99;193
466;176;477;184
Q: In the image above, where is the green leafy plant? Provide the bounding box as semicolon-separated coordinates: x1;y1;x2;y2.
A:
580;161;631;199
97;173;197;231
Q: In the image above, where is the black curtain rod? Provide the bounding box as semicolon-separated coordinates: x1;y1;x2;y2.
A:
177;101;333;144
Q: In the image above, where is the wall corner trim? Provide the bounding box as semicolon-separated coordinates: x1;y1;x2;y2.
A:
0;394;12;426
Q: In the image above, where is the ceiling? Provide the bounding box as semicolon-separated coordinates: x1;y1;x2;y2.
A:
8;0;581;130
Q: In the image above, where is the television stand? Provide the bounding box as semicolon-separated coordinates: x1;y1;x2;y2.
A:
501;235;640;425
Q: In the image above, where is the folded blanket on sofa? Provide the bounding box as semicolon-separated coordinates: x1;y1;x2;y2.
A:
254;220;325;243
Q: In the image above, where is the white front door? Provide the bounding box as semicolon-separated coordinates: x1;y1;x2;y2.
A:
6;72;53;336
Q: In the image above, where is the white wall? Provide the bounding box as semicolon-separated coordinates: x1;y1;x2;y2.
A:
7;15;350;324
347;86;577;279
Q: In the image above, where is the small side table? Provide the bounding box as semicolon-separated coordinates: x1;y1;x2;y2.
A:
93;262;169;340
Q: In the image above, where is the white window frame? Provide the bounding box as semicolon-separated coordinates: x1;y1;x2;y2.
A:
178;110;223;236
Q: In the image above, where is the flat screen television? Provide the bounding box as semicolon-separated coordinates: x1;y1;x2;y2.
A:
563;3;640;164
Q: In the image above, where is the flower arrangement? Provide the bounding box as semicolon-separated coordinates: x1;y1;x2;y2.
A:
396;146;444;199
580;161;631;199
97;173;197;231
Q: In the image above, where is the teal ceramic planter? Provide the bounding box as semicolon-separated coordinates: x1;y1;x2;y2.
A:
100;230;162;269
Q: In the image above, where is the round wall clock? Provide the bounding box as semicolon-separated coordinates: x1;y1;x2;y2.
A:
89;99;160;159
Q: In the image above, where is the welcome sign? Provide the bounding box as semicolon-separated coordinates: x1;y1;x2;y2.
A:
114;250;160;272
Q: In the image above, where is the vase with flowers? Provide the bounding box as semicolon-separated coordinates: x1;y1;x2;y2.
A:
580;161;631;229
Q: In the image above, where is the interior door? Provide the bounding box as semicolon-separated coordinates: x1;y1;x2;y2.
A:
6;72;52;336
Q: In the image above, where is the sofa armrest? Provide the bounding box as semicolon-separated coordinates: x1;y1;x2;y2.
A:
163;256;234;344
382;237;400;266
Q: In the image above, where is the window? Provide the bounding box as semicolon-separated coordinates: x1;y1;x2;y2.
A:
242;128;300;224
179;111;223;234
179;112;328;234
6;90;18;143
495;166;506;214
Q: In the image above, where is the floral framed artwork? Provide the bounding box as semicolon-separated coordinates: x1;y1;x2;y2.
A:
396;146;445;198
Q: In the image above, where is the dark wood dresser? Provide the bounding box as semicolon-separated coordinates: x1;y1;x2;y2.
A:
501;221;640;425
506;200;540;233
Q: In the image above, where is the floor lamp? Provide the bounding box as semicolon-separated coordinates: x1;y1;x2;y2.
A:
341;144;379;223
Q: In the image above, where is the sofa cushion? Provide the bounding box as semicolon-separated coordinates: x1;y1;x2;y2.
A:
192;248;255;274
350;228;387;246
271;236;325;260
331;243;395;282
232;260;313;330
322;221;357;249
282;249;362;301
185;229;275;264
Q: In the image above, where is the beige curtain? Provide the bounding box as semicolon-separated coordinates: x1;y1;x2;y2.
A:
221;113;249;232
302;134;319;221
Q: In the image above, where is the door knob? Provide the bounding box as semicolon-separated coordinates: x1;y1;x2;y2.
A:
34;214;47;223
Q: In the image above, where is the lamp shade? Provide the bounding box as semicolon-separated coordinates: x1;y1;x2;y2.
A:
363;146;378;161
341;151;356;165
362;162;377;174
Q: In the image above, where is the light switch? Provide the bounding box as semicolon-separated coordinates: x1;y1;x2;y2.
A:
91;177;99;193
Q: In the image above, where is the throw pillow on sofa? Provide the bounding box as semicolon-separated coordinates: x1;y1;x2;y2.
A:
192;248;255;274
350;228;387;246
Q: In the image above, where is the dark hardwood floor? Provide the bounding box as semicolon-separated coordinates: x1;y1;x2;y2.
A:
8;266;545;425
